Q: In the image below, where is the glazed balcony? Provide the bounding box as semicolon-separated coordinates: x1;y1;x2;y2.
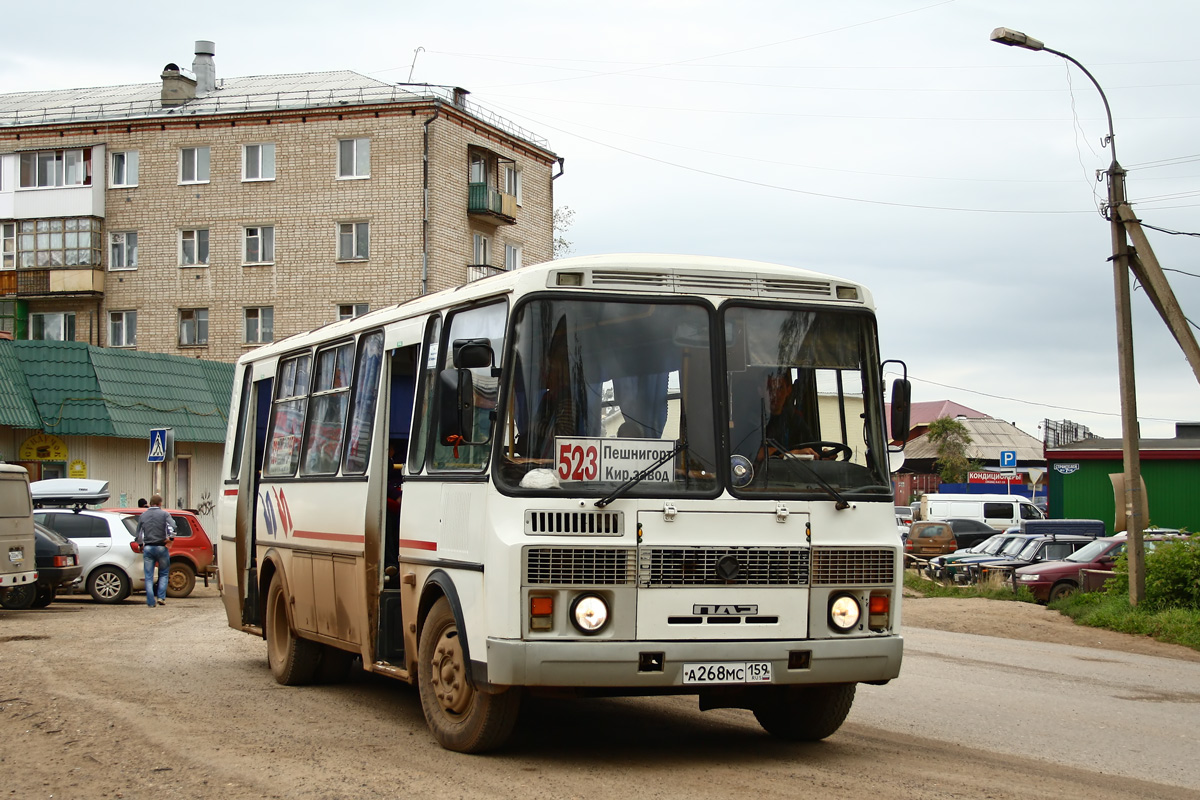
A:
15;266;104;298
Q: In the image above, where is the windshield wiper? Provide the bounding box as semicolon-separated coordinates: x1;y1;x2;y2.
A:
763;437;851;510
595;440;686;508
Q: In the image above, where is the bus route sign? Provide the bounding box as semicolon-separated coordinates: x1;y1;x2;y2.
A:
555;437;677;483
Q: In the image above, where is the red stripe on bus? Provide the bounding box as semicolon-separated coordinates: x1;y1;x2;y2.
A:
293;530;366;544
224;488;238;496
399;539;438;551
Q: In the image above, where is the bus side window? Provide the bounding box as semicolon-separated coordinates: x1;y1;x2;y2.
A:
341;331;385;475
429;301;506;471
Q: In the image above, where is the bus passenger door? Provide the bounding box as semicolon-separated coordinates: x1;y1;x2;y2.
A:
377;345;417;663
237;377;272;627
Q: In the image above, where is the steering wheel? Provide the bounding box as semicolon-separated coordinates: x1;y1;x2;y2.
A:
785;441;853;461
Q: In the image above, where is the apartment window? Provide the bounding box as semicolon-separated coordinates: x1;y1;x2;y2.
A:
338;138;370;178
338;222;369;260
180;229;210;266
243;143;276;181
109;232;138;270
110;151;139;187
179;308;209;346
244;226;275;264
108;310;137;348
19;148;92;188
503;164;522;204
30;312;75;341
472;233;490;265
245;306;274;344
338;303;368;320
504;244;522;271
2;223;13;270
179;146;211;184
17;218;102;267
469;152;488;185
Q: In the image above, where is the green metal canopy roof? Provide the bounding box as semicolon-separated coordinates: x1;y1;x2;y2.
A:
0;340;233;443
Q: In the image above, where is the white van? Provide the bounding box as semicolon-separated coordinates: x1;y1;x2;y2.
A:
917;492;1043;531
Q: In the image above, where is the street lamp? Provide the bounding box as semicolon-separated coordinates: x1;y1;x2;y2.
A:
990;27;1146;604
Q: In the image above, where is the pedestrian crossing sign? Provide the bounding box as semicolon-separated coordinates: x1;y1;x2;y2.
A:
148;428;173;463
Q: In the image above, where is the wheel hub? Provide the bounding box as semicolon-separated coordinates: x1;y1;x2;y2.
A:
429;629;471;716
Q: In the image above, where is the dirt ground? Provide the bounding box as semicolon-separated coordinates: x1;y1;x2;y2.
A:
2;585;1198;800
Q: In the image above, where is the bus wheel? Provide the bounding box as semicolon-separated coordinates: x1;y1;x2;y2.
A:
417;597;520;753
753;684;856;741
266;574;320;686
0;584;36;610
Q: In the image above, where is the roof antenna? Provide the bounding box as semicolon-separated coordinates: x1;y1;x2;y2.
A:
408;47;424;83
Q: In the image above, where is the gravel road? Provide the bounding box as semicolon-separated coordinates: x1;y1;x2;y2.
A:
2;586;1197;800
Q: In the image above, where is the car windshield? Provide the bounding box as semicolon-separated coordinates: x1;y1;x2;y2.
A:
1001;537;1030;556
975;535;1003;553
1017;539;1044;560
1065;538;1119;563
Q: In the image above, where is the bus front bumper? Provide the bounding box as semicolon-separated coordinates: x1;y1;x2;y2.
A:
482;635;903;688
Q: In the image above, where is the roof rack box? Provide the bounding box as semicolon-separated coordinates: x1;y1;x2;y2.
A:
30;478;111;507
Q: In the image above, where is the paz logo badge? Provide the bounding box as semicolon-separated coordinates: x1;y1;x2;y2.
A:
1053;463;1081;475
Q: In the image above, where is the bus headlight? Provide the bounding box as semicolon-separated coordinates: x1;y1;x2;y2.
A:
829;594;861;632
570;594;609;634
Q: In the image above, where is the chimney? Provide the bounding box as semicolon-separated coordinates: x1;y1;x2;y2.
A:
193;40;217;94
160;63;197;107
452;87;470;108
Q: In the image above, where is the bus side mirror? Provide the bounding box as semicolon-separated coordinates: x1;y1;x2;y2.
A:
438;368;487;446
454;338;494;370
890;377;911;445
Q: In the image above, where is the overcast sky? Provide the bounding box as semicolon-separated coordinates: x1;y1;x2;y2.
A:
4;0;1199;440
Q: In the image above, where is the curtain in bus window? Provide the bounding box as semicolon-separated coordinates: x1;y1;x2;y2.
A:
612;374;668;438
265;355;311;477
302;343;355;475
342;332;384;474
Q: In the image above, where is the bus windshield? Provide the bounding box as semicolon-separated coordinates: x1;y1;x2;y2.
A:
496;297;719;497
724;305;891;497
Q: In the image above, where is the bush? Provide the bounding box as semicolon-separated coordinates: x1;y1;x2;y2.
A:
1107;535;1200;610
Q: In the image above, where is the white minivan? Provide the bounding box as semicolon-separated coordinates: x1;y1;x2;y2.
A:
917;492;1044;531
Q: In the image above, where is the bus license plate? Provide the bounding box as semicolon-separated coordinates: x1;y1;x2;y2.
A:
682;662;772;684
9;548;22;563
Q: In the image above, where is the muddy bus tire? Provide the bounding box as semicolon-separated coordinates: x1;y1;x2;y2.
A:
753;683;856;741
417;597;521;753
266;574;321;686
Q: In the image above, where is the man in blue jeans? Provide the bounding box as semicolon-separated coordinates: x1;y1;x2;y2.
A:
135;494;175;608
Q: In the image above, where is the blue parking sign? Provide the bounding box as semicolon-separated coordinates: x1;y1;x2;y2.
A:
1000;449;1017;468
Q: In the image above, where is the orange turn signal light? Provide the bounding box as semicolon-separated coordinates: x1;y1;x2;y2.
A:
868;595;889;615
531;596;554;617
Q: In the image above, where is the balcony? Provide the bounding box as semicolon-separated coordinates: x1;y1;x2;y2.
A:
15;267;104;298
0;271;15;296
467;264;507;283
467;183;517;224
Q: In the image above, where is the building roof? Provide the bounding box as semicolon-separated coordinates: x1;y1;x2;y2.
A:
1047;436;1200;457
0;342;41;429
0;70;551;150
907;400;989;427
903;417;1044;463
0;340;233;443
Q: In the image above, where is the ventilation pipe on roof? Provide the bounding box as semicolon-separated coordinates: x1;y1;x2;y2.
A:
452;87;470;108
160;62;197;107
193;40;217;94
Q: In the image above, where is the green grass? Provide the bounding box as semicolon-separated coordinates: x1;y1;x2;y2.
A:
1051;592;1200;651
904;565;1200;652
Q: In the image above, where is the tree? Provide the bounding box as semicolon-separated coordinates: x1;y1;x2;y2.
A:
552;206;575;260
927;417;972;483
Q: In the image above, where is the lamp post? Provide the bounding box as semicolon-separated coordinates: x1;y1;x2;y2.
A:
990;27;1146;604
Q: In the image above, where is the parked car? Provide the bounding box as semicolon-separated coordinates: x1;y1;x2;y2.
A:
895;506;914;525
906;518;999;561
941;531;1040;583
925;531;1021;580
33;507;145;603
1014;530;1188;602
969;534;1104;585
0;523;82;609
104;507;215;597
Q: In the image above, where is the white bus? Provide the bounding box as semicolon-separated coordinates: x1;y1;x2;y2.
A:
217;254;912;752
0;465;38;603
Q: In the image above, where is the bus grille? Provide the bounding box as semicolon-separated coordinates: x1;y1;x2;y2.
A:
525;510;624;536
524;547;636;586
639;547;810;587
810;548;896;586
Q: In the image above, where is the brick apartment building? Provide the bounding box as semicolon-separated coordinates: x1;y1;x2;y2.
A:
0;41;561;363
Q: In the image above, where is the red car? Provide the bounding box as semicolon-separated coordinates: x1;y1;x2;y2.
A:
104;508;217;598
1013;531;1186;603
